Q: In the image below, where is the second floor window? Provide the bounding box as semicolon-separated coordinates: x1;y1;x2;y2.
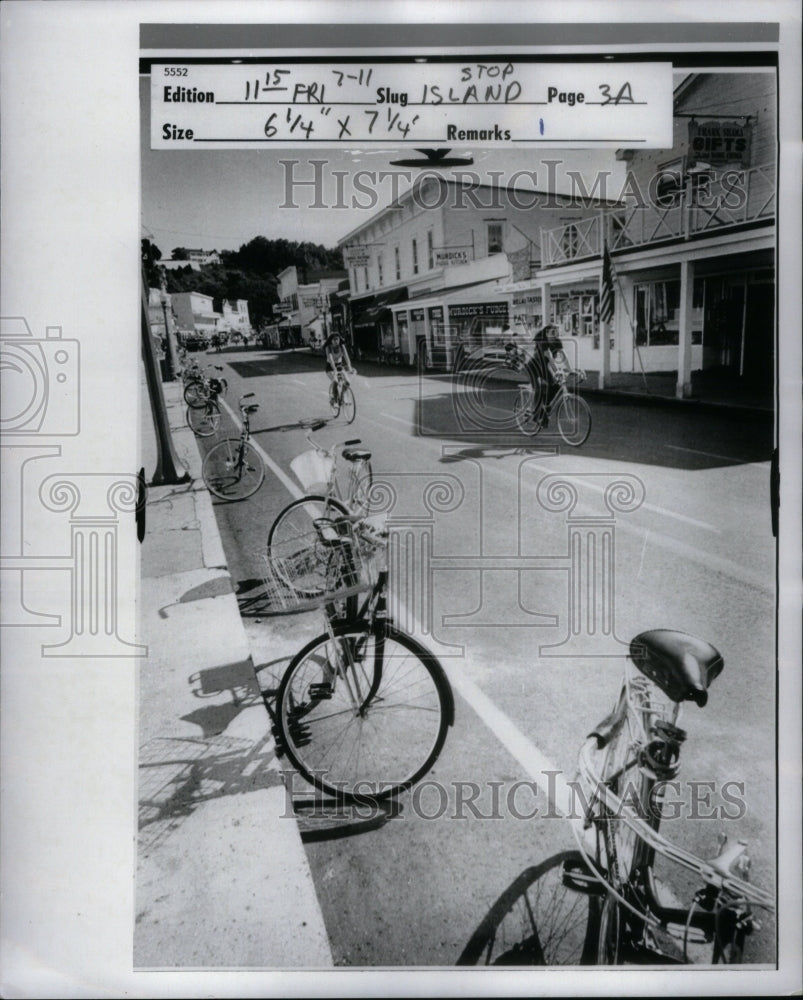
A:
427;230;434;269
412;238;419;274
487;222;504;254
363;266;369;290
377;253;384;286
394;247;401;280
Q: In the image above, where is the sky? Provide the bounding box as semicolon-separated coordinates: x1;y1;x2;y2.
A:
140;75;626;257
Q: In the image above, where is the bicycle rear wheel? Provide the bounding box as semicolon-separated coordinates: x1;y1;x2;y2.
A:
203;439;265;500
186;402;221;437
336;459;373;515
267;495;350;595
556;393;592;446
341;387;356;424
457;851;600;965
277;623;452;801
513;390;543;437
184;382;209;408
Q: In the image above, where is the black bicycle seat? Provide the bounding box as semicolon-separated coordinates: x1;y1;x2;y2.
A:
629;630;724;707
343;447;371;462
243;404;259;414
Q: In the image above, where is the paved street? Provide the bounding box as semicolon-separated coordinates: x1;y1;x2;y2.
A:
192;346;776;966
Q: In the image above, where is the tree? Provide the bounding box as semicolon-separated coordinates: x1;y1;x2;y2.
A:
171;247;190;261
141;239;162;287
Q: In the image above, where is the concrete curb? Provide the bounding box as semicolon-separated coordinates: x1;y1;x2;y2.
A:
136;380;333;968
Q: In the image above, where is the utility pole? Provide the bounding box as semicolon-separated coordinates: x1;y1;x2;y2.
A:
159;275;181;381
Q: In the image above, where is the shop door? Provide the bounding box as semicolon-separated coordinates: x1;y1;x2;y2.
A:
741;283;774;393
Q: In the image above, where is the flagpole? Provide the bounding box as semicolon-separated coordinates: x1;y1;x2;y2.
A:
598;212;612;390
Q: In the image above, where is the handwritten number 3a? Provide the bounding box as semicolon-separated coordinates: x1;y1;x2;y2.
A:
599;82;635;105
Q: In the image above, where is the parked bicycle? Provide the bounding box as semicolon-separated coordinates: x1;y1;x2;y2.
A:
506;342;592;447
184;364;227;410
457;629;774;965
379;343;403;365
328;365;356;423
201;392;265;501
267;422;373;594
263;514;454;801
185;367;227;437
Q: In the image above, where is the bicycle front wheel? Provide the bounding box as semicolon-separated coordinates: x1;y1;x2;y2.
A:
329;382;341;417
267;495;350;595
186;402;221;437
277;624;452;801
457;851;600;966
513;391;542;437
556;393;592;447
203;439;265;501
340;386;356;424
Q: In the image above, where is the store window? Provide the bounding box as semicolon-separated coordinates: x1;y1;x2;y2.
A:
634;280;681;346
487;222;504;254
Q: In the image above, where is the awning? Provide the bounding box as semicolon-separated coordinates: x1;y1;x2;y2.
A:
351;287;409;326
388;279;508;314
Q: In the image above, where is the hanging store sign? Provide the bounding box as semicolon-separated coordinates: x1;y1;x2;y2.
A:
688;119;752;168
434;249;469;267
448;302;508;320
344;246;372;266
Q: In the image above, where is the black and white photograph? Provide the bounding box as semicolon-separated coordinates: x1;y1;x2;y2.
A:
1;3;801;997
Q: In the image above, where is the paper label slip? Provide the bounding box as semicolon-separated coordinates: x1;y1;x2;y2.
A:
151;61;673;149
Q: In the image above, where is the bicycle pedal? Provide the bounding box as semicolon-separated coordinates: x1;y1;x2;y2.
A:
308;682;333;700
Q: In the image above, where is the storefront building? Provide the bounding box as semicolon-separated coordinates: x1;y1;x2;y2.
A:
529;72;776;398
337;175;610;367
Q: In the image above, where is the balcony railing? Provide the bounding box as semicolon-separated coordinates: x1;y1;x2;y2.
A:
540;162;776;267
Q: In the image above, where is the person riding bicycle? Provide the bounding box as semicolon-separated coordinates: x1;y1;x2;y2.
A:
324;332;355;384
504;324;563;427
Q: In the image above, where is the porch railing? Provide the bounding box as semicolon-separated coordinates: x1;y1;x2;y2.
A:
540;162;776;267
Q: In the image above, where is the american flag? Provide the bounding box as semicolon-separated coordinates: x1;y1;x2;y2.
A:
599;243;615;324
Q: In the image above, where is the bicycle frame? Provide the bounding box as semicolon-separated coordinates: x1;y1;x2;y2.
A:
569;657;773;963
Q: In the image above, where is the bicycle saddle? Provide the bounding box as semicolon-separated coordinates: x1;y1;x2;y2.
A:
343;447;370;462
243;404;259;414
629;630;724;707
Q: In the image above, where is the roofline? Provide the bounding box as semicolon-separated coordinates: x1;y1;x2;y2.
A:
336;176;621;248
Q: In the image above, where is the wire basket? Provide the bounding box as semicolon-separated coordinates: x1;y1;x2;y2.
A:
290;448;334;493
263;518;371;613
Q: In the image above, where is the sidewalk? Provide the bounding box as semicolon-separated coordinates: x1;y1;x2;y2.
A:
578;368;773;414
135;374;332;968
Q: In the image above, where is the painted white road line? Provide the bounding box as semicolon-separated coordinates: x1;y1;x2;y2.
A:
439;659;574;817
218;396;303;500
666;444;771;468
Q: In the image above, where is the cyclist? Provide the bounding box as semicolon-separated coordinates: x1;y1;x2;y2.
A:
324;332;355;385
504;324;562;427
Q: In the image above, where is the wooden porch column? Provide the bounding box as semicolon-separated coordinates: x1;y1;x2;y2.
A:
676;258;695;398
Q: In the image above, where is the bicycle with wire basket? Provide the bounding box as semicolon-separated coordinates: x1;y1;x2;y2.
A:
458;630;774;966
201;392;265;501
263;515;454;802
328;364;357;423
266;421;373;595
506;342;592;447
